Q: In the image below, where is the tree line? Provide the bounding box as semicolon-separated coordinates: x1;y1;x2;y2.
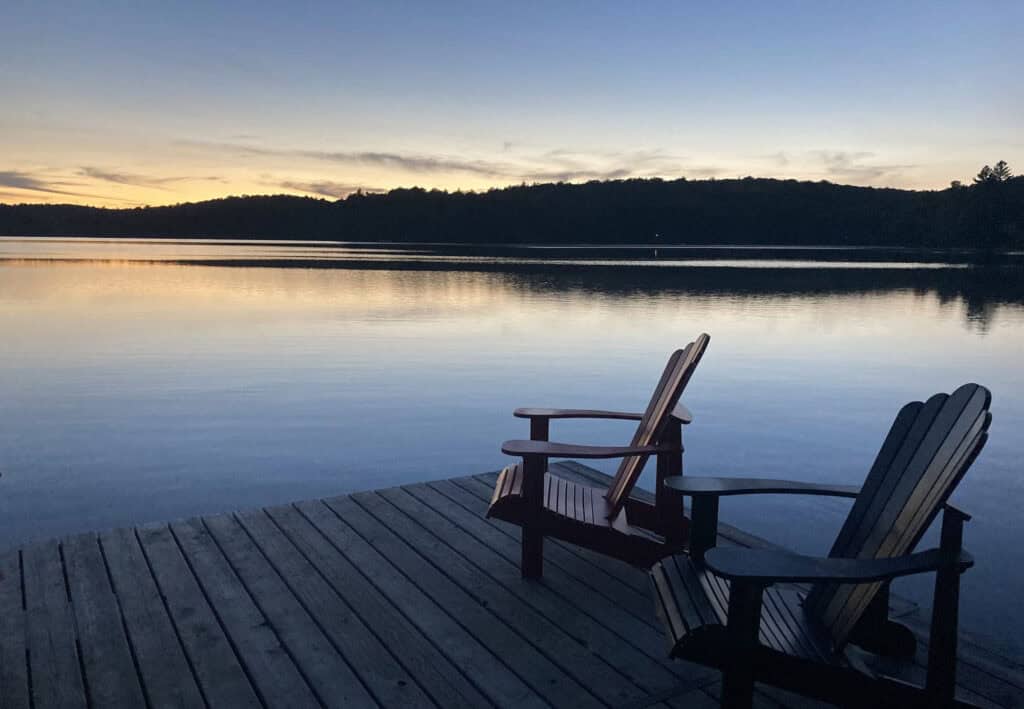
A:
1;165;1020;249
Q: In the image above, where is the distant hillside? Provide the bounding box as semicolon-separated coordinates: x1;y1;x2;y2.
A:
1;176;1021;248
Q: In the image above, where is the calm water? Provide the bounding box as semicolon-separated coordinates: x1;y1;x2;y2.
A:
1;237;1022;657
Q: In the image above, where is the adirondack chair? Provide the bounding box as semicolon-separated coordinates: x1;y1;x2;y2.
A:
488;333;709;578
650;383;991;708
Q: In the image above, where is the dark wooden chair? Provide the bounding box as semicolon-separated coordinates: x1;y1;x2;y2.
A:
488;333;709;578
650;383;991;708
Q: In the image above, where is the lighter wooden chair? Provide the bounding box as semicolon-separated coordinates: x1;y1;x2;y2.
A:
651;383;991;707
488;334;709;577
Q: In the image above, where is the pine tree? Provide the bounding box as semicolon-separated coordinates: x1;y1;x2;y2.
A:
992;160;1012;181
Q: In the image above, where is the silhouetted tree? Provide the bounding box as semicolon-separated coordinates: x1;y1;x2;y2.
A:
992;160;1012;181
975;165;995;184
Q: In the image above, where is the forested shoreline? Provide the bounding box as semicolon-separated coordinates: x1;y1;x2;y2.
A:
2;173;1021;249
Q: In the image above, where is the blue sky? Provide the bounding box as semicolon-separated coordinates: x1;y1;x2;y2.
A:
1;1;1021;205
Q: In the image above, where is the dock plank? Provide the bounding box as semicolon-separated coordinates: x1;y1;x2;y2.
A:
365;486;640;705
442;477;667;632
203;512;379;708
338;490;603;709
137;524;262;708
397;482;714;692
472;468;655;595
169;517;320;709
297;497;546;709
232;508;436;707
22;539;87;709
99;526;205;709
263;503;489;709
456;474;656;612
0;549;29;709
63;533;146;709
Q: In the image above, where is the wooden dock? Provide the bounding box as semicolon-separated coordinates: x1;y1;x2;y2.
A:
1;462;1021;708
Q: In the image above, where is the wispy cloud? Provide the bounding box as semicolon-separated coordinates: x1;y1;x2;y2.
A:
522;167;635;182
0;170;121;201
278;180;383;198
179;140;516;177
79;166;222;189
178;140;704;184
812;151;915;183
0;170;78;195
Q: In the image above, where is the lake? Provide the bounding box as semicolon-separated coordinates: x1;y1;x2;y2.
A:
1;237;1022;658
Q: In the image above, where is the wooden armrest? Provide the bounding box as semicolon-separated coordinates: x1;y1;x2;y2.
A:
514;403;693;424
667;478;972;520
514;407;643;421
665;476;861;498
501;439;677;459
704;547;974;584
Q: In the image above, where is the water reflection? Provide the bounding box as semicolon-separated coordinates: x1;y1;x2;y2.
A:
0;240;1022;656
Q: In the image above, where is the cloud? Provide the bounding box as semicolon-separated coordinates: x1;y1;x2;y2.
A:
179;140;516;177
278;180;384;198
0;170;122;200
0;170;77;195
79;167;222;189
683;165;726;178
812;151;915;183
520;148;694;182
521;167;635;182
178;140;702;183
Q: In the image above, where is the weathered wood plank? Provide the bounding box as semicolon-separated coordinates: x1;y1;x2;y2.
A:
169;516;319;709
62;532;147;709
335;492;600;708
905;620;1024;705
460;475;651;602
450;476;658;620
22;539;87;709
263;503;488;709
366;486;637;705
0;549;29;709
400;481;709;691
136;523;261;708
296;497;546;709
664;688;722;709
202;513;378;708
99;526;205;709
476;468;657;585
232;508;435;707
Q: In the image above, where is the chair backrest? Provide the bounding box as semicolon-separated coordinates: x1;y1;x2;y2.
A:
604;333;710;518
804;383;992;650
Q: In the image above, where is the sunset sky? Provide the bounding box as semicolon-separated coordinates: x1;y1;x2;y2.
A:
2;1;1021;207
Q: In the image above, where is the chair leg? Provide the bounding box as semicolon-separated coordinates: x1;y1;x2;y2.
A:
927;509;966;704
690;496;719;562
520;453;545;579
522;525;543;579
721;580;763;708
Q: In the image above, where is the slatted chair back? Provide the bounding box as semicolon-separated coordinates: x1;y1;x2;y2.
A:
604;333;710;519
804;383;992;650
